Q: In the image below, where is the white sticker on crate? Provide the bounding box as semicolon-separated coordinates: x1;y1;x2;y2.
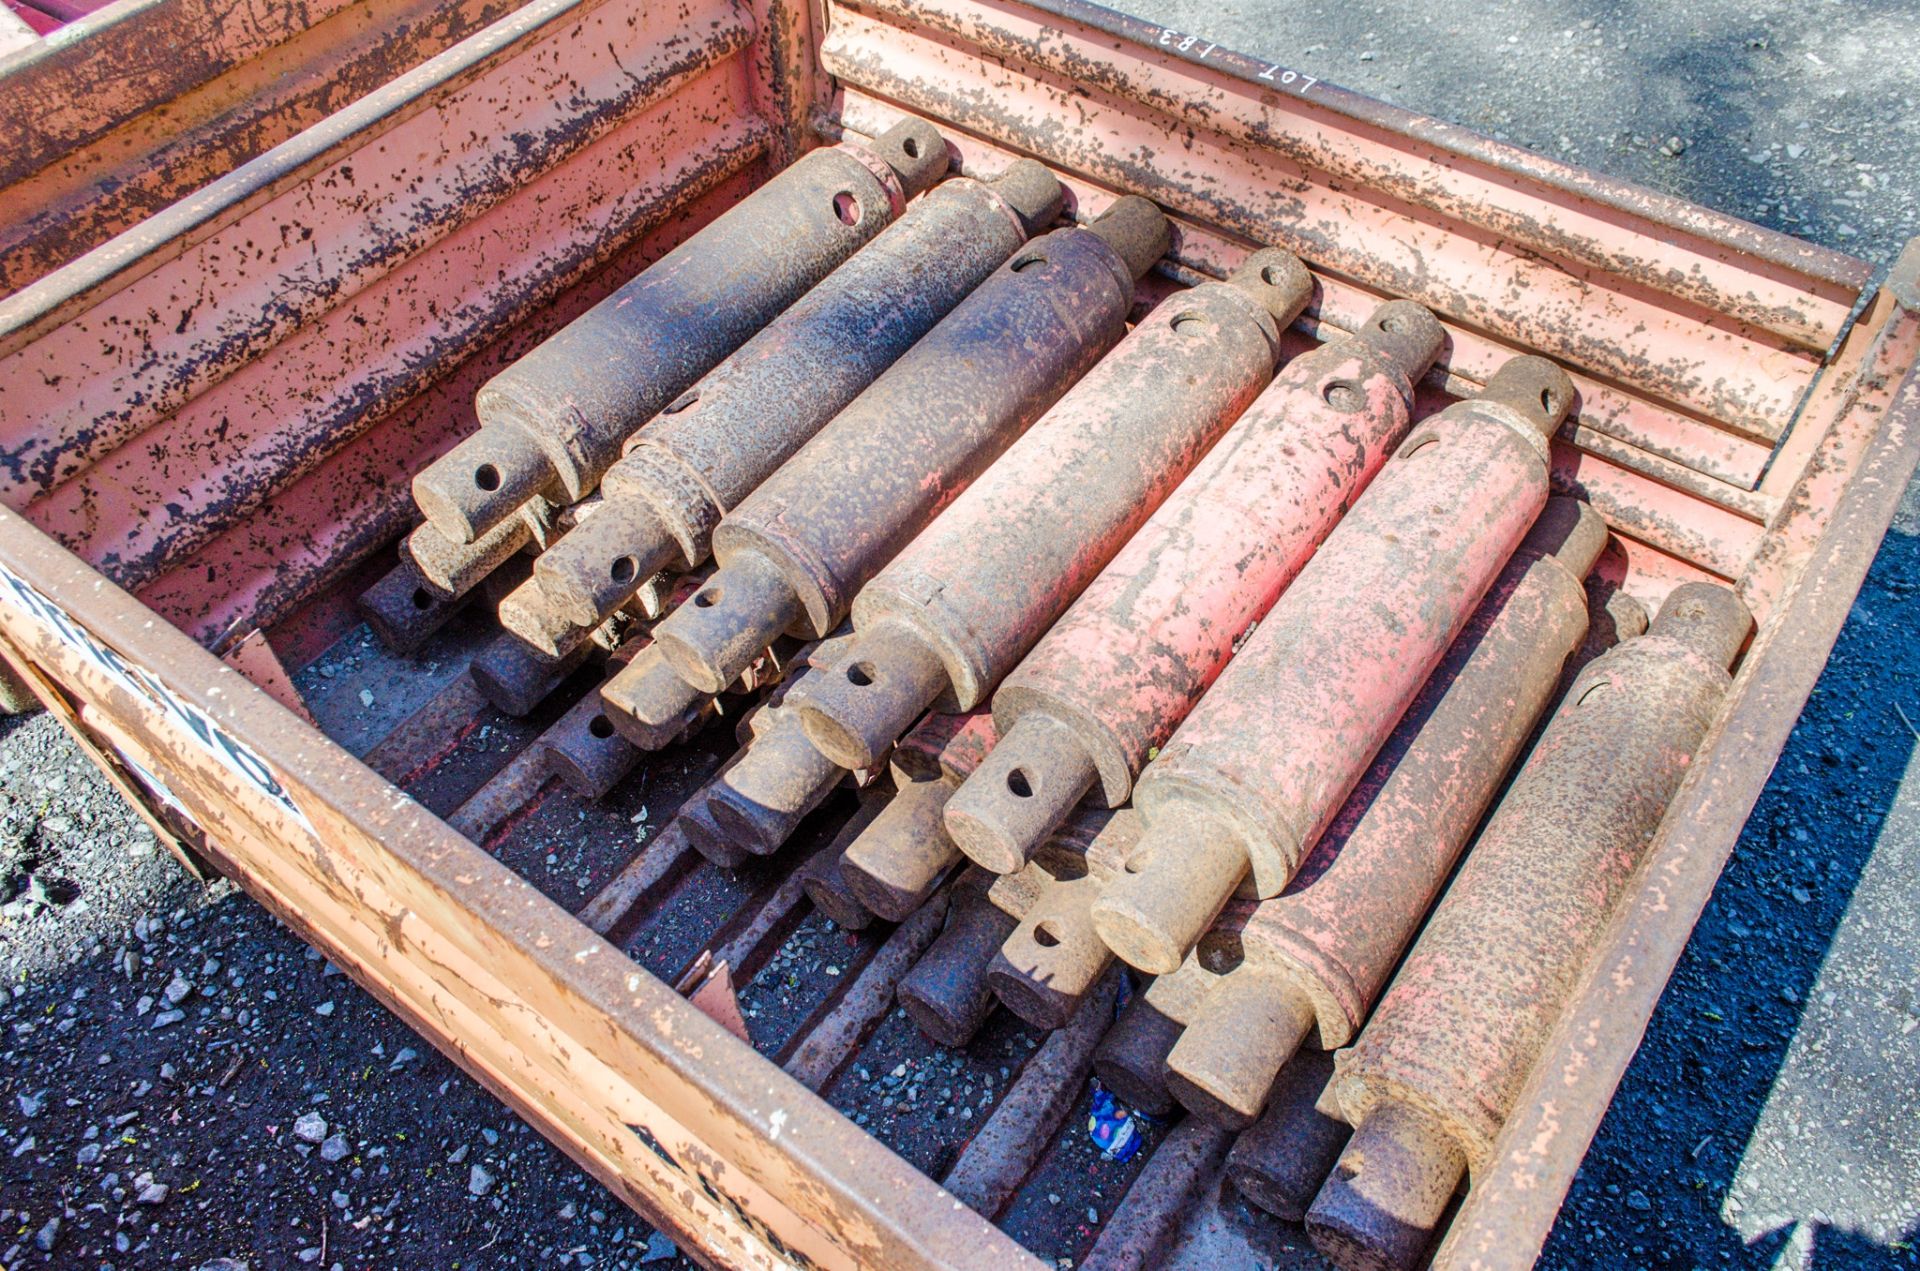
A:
0;563;317;835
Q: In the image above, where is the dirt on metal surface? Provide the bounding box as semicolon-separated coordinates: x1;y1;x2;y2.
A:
944;302;1444;878
1316;585;1752;1269
793;249;1309;771
525;157;1058;642
1092;357;1572;975
649;199;1161;694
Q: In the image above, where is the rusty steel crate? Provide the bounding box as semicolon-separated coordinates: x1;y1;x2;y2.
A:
1;0;1916;1266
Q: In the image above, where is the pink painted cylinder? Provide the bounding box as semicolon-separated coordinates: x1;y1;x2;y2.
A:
790;249;1312;773
943;301;1447;877
1310;583;1751;1271
1161;498;1606;1128
1091;356;1575;976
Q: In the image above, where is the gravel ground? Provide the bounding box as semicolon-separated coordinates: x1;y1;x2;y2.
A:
3;3;1917;1268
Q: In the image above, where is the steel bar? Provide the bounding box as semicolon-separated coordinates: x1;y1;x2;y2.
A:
1308;583;1751;1271
357;556;467;656
692;838;843;992
412;119;950;543
783;891;950;1090
940;966;1121;1219
537;679;642;800
793;249;1311;771
1223;1050;1351;1223
359;674;490;786
513;160;1064;643
650;197;1169;694
896;869;1017;1047
467;630;593;718
1081;1115;1234;1271
1089;991;1184;1118
575;819;700;937
795;796;890;932
942;301;1446;876
1091;356;1575;975
1162;498;1607;1128
443;743;554;847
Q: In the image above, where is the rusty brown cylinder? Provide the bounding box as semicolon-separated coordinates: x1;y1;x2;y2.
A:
790;250;1312;772
896;872;1018;1046
468;631;591;717
598;643;708;750
670;781;753;869
797;796;891;931
538;684;641;800
1091;356;1577;976
1082;1114;1234;1271
941;966;1122;1219
358;556;464;655
1163;499;1607;1129
838;711;997;920
496;571;611;663
515;161;1065;639
987;809;1138;1030
1224;1050;1352;1223
942;302;1447;879
1308;582;1751;1271
411;121;950;545
704;706;847;855
405;496;551;600
649;198;1170;696
1089;991;1184;1118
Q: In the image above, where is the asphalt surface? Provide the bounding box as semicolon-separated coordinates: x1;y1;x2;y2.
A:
2;2;1917;1268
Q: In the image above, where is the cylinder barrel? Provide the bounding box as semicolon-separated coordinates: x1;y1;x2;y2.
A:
944;302;1446;877
897;874;1019;1046
411;121;948;543
1223;1050;1352;1223
1089;991;1185;1118
521;161;1063;636
796;796;893;931
538;684;642;800
651;200;1166;695
1165;498;1606;1126
1093;356;1575;975
358;557;464;655
469;632;591;717
794;251;1311;771
704;706;847;856
1310;582;1751;1271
